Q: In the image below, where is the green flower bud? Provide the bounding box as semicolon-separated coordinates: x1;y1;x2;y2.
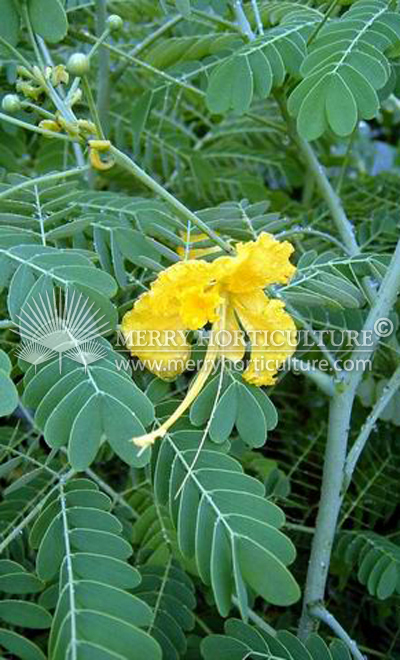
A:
2;94;21;113
67;53;90;76
107;14;123;31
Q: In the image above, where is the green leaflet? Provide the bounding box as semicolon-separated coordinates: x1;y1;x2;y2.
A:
288;0;400;139
145;34;239;69
206;16;316;115
0;629;46;660
0;560;44;595
23;343;154;469
30;477;162;660
28;0;68;43
175;0;191;19
154;431;300;615
133;563;196;659
0;0;20;54
201;619;352;660
190;371;278;447
0;350;18;417
336;531;400;600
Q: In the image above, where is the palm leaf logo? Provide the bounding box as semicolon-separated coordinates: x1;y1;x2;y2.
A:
15;289;110;372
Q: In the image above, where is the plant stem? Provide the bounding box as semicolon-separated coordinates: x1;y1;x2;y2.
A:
72;30;204;98
82;76;105;139
299;237;400;639
0;112;73;141
22;2;44;67
296;137;359;255
298;385;355;639
111;15;182;83
0;469;74;554
251;0;264;35
232;596;276;637
95;0;110;133
311;605;366;660
307;0;340;46
0;35;31;68
36;36;86;170
110;145;234;253
233;0;255;39
274;92;359;256
344;362;400;489
291;358;335;397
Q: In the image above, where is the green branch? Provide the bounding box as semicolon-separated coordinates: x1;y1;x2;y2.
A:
311;605;366;660
290;358;335;397
344;363;400;488
110;145;234;253
0;112;74;140
95;0;110;133
299;236;400;639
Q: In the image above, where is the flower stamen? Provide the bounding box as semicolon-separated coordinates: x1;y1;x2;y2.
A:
132;315;222;448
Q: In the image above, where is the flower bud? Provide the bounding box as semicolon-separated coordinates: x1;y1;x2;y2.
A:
107;14;123;31
2;94;21;113
67;53;90;76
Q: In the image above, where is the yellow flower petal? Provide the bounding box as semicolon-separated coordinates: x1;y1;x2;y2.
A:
121;260;221;379
140;260;220;330
121;307;190;380
212;232;295;294
233;290;297;386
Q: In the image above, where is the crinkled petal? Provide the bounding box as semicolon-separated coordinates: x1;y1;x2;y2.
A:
212;232;295;294
121;260;221;379
233;290;297;386
138;260;220;330
121;308;191;380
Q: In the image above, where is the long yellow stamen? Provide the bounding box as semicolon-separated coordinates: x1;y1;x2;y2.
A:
132;323;221;449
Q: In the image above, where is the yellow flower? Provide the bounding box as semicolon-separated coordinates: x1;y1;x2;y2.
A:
88;139;115;171
121;232;297;448
38;120;62;137
51;65;69;86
